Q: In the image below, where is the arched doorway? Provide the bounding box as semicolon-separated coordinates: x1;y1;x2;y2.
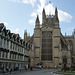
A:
63;56;67;67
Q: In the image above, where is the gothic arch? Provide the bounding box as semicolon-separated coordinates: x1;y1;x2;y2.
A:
62;55;67;66
68;40;73;52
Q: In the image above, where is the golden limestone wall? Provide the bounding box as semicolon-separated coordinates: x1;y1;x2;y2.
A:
33;25;62;68
34;29;41;65
53;28;61;67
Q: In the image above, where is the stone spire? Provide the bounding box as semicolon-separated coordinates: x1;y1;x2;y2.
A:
54;7;59;28
43;8;46;14
24;30;27;41
73;29;75;38
55;7;59;22
35;15;40;28
74;29;75;34
36;15;39;23
55;7;58;16
65;32;67;37
42;8;46;24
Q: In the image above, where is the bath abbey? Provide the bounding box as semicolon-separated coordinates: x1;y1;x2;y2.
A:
27;7;75;68
0;7;75;69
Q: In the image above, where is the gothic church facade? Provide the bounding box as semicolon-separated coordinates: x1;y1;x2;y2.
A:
25;8;75;68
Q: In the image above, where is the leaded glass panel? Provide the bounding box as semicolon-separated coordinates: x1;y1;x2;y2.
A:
41;31;52;61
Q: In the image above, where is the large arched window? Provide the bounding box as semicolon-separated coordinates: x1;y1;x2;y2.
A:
41;31;52;61
68;40;73;52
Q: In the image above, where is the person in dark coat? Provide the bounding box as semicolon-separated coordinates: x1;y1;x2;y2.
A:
9;68;12;73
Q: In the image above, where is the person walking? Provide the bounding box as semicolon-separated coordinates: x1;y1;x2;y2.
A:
9;68;12;74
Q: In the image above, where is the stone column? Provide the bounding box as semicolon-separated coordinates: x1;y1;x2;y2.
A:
67;51;71;68
59;50;62;67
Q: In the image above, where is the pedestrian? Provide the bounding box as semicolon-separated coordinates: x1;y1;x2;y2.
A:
9;68;12;74
3;67;6;73
55;65;56;69
25;66;27;70
6;67;9;72
19;67;21;72
30;67;33;71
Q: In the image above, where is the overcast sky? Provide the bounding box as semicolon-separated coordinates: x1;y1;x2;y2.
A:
0;0;75;38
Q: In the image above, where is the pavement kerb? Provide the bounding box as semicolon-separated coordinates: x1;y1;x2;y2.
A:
51;71;75;75
1;69;41;74
51;71;59;75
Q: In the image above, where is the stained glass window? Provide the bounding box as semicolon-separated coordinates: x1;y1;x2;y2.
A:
41;32;52;61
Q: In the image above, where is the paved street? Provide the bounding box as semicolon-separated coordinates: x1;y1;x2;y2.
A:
0;69;60;75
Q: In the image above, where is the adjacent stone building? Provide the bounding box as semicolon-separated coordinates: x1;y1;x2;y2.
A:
65;31;75;66
0;23;29;70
